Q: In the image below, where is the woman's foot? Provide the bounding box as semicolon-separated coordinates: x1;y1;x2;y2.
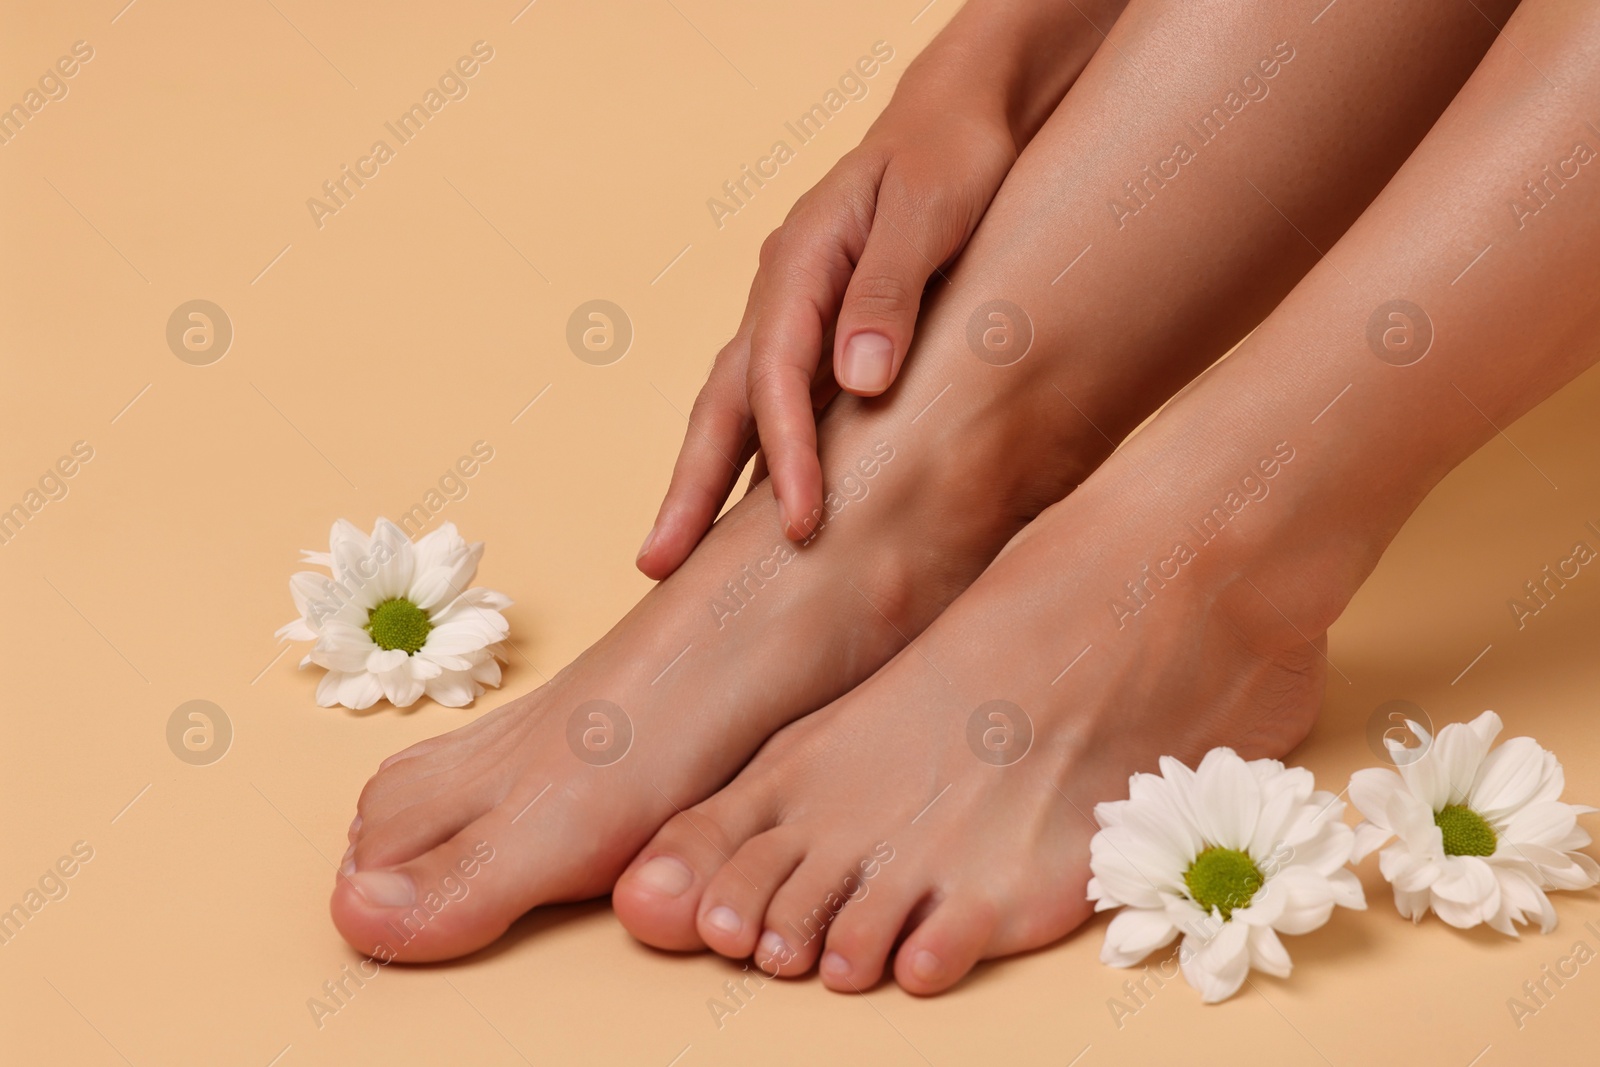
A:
612;435;1343;992
620;0;1600;989
330;311;1094;962
333;0;1500;960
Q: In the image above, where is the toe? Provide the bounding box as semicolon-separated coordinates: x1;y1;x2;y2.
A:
331;811;539;962
817;877;928;992
759;850;868;977
892;897;999;995
613;793;776;952
695;828;805;960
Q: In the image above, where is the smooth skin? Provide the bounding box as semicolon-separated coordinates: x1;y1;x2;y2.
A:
333;0;1515;963
636;0;1127;571
613;0;1600;993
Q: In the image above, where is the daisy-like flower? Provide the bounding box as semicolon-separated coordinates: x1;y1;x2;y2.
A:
276;518;511;710
1088;748;1365;1003
1349;710;1599;935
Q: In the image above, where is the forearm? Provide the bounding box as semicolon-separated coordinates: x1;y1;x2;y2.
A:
895;0;1128;148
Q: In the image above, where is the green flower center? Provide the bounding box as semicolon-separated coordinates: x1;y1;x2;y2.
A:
1184;847;1265;921
1434;804;1497;857
366;597;431;654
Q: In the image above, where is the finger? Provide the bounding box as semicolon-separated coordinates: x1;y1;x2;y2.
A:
637;269;771;579
637;355;757;580
745;235;856;539
833;179;969;397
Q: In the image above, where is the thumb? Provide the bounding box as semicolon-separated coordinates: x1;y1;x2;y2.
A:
831;220;943;396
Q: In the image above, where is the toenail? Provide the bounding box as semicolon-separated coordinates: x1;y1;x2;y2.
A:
635;856;693;897
348;870;415;907
820;951;851;978
347;815;362;841
757;930;791;968
703;906;741;936
910;949;942;983
340;844;356;876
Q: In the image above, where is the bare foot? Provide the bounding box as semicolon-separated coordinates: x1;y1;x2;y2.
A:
611;435;1336;992
328;318;1089;961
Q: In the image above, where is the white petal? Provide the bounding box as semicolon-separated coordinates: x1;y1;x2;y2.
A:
1470;737;1553;819
424;670;480;708
378;664;425;708
1100;908;1180;967
1179;921;1251;1004
468;655;502;687
1265;866;1339;935
1503;801;1582;851
366;648;409;674
1351;821;1394;863
1247;926;1293;979
276;619;317;642
431;586;514;622
1325;868;1366;910
336;671;384;710
368;518;416;603
315;670;345;707
1089;834;1167;910
422;615;508;656
1348;768;1406;831
409;540;485;613
1192;748;1260;851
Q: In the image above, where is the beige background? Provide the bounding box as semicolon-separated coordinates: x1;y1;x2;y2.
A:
3;1;1598;1064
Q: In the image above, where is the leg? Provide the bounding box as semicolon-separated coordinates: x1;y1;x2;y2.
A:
614;0;1600;992
334;0;1509;960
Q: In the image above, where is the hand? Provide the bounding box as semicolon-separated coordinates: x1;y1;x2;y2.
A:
636;2;1121;578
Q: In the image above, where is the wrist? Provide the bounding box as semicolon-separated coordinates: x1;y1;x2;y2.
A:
904;0;1126;147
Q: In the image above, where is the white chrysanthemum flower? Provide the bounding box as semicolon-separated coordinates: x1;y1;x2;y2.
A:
1349;710;1598;935
1087;748;1365;1003
276;518;510;710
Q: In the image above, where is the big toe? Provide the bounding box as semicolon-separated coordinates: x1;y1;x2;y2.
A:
331;807;545;962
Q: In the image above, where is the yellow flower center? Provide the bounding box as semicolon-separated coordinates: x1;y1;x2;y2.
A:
1434;804;1497;857
366;597;431;654
1183;846;1264;921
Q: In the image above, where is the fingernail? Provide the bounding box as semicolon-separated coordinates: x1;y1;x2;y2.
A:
349;870;415;907
340;844;356;877
839;332;895;394
910;949;941;982
636;524;656;562
820;951;850;978
347;815;362;841
757;930;791;967
635;856;693;897
704;905;742;935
